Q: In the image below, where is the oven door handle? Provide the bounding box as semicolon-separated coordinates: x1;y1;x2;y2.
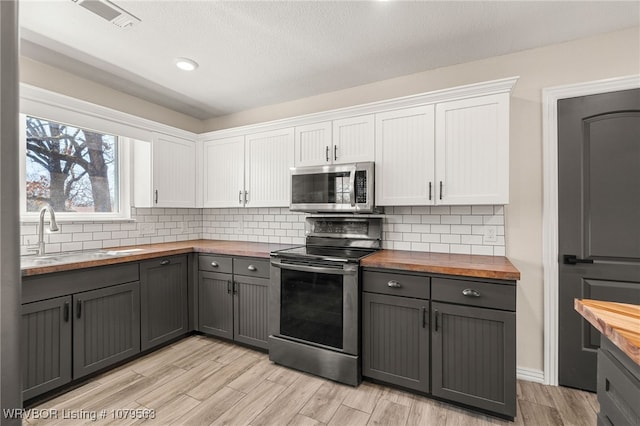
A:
272;262;356;276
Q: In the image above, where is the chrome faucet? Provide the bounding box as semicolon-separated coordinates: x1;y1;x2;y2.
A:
32;204;59;256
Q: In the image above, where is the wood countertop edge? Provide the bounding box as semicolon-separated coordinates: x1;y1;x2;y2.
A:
574;299;640;366
360;260;520;281
21;240;287;277
360;250;521;281
21;241;521;281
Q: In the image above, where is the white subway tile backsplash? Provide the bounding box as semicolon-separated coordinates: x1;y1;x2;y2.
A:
472;205;494;215
20;205;506;257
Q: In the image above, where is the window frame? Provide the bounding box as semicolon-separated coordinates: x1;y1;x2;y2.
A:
19;113;132;223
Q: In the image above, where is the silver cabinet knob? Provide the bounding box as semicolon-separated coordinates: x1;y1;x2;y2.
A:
387;280;401;288
211;261;219;268
462;288;481;297
247;265;257;271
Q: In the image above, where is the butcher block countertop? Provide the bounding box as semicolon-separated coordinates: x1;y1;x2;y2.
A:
21;240;295;277
22;241;521;282
575;299;640;366
361;250;521;281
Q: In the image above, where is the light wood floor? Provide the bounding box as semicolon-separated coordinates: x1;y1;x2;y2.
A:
28;335;598;426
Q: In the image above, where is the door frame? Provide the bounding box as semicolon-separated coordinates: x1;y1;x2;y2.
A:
542;75;639;386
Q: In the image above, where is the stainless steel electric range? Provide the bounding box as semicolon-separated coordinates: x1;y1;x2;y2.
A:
268;215;382;386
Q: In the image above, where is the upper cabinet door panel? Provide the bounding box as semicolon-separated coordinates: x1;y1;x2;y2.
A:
294;122;332;167
202;137;245;208
435;93;510;205
375;106;436;206
152;133;197;207
332;115;374;164
245;128;294;208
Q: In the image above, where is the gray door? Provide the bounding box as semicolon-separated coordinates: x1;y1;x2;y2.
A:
558;88;640;391
432;302;516;418
140;256;189;351
198;271;234;339
233;275;270;349
21;296;72;400
73;282;141;378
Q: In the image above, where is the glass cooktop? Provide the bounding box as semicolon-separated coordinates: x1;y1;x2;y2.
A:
272;245;378;262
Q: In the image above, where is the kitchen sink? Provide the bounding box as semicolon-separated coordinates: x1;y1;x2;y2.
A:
20;249;139;269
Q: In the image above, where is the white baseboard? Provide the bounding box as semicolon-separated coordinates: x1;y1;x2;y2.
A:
517;367;545;384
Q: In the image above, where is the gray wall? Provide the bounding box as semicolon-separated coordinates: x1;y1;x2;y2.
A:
1;0;22;423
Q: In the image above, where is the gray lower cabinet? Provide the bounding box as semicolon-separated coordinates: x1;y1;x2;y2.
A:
597;337;640;425
198;255;269;349
73;282;141;379
199;270;234;340
22;263;141;401
233;274;269;349
362;270;517;419
431;277;517;419
362;292;429;392
140;256;189;351
21;296;72;400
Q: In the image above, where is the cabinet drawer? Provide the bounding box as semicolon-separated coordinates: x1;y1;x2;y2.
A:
362;271;429;299
432;278;515;311
199;255;232;273
233;258;270;279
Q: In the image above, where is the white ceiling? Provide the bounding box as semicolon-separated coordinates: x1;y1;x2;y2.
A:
19;0;640;120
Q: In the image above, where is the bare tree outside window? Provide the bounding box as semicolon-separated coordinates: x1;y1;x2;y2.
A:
25;116;118;213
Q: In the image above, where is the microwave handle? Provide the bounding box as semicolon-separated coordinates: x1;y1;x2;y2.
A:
349;166;357;207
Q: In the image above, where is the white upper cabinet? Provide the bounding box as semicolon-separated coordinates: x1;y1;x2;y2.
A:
294;115;374;167
133;133;196;208
245;128;295;207
332;115;375;164
375;106;436;206
152;134;196;207
202;136;245;208
199;78;516;208
294;122;332;167
435;93;510;205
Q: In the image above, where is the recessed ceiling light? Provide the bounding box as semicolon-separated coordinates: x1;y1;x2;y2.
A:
175;58;198;71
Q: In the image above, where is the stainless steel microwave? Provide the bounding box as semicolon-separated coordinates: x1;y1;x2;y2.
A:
290;162;376;213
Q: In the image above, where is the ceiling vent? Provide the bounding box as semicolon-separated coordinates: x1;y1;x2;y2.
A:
71;0;141;28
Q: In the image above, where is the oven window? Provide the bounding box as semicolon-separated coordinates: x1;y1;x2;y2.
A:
280;269;343;349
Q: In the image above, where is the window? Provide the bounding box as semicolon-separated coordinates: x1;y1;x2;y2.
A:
20;114;130;221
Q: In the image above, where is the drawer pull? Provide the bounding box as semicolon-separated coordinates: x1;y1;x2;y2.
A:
462;288;481;297
247;265;257;272
160;259;170;266
387;280;401;288
211;261;219;268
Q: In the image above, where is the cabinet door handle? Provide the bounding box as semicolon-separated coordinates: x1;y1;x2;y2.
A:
154;189;158;204
211;261;219;268
421;306;427;328
76;300;82;319
233;281;238;295
334;145;338;161
434;309;439;332
63;302;70;322
462;288;481;297
429;182;432;201
387;280;401;288
239;190;243;205
227;280;232;294
245;191;249;204
247;265;257;272
439;181;443;200
326;146;329;162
